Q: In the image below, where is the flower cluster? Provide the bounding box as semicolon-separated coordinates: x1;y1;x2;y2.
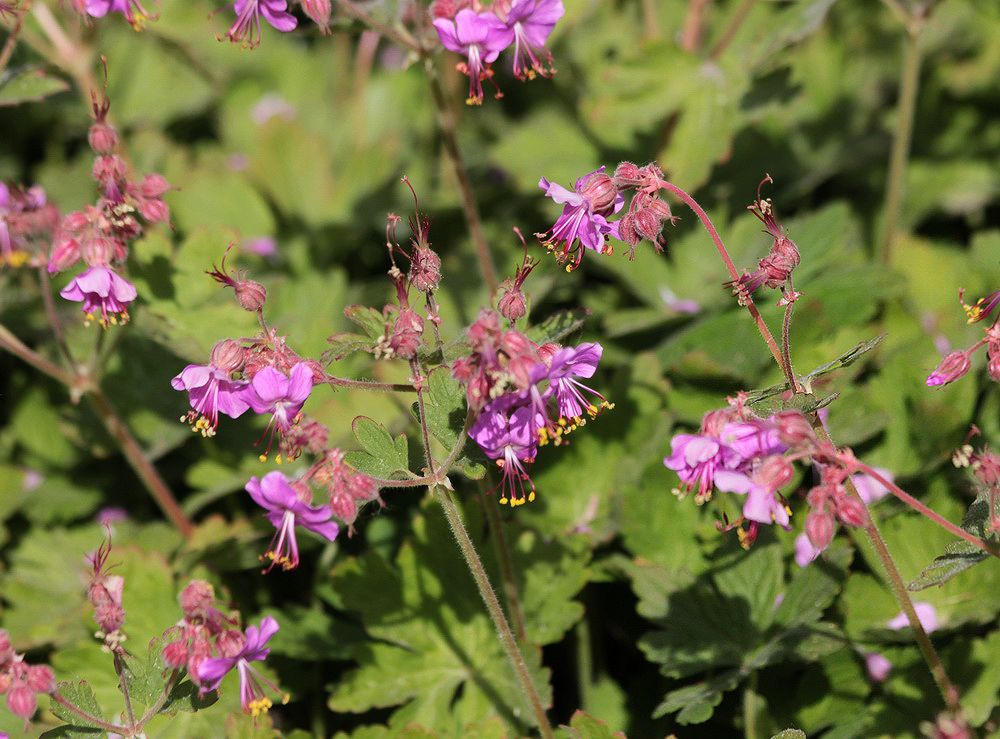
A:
727;174;801;307
537;162;677;270
0;182;59;269
455;310;612;506
0;631;56;728
925;288;1000;387
432;0;565;104
161;581;286;717
48;83;170;327
87;534;127;649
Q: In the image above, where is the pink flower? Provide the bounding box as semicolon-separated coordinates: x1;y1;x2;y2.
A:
794;533;822;567
888;602;939;633
537;167;623;269
197;616;286;716
543;342;611;421
469;397;538;507
242;362;313;432
852;468;892;505
926;350;972;387
499;0;564;80
172;364;250;436
59;265;136;327
865;652;892;682
433;8;513;104
225;0;297;47
246;471;339;572
962;289;1000;324
713;457;793;528
84;0;150;27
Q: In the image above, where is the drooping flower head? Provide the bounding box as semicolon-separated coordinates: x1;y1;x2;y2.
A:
246;471;339;571
433;8;513;104
171;340;251;436
495;0;564;80
470;396;539;506
224;0;297;48
537;167;624;270
242;362;314;461
197;616;287;717
59;265;137;327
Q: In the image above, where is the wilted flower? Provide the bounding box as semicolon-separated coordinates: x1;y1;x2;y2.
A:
247;471;339;571
197;616;287;716
59;265;137;327
433;8;513;104
224;0;297;47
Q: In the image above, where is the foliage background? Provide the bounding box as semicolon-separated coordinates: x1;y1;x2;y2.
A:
1;0;998;736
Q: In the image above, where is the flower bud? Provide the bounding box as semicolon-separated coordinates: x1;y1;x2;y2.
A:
330;490;358;526
612;162;642;189
163;639;189;668
0;629;12;659
580;172;618;213
389;308;424;359
409;246;442;293
6;685;36;721
95;603;126;634
467;310;501;347
634;206;663;243
88;122;118;154
835;493;868;528
179;580;216;620
926;351;971;387
301;0;331;30
758;455;794;490
26;665;55;694
0;673;11;694
92;155;127;186
234;279;267;312
865;652;892;683
139;198;170;224
81;235;115;267
216;629;247;659
775;411;815;447
987;335;1000;383
616;213;640;247
497;282;527;323
140;173;171;199
805;511;834;551
211;339;245;374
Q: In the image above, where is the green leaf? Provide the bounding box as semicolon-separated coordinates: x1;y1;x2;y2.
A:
344;416;410;479
50;681;106;730
770;730;807;739
417;368;485;480
652;670;740;724
343;305;387;342
327;505;553;733
0;66;69;106
556;710;627;739
525;309;590;347
908;486;999;590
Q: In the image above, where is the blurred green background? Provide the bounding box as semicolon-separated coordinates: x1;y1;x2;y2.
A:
1;0;998;736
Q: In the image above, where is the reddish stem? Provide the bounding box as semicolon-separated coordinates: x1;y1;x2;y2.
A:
656;179;795;387
853;461;1000;558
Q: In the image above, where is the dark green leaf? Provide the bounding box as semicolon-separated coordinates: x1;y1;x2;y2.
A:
50;681;105;730
344;416;410;479
652;670;740;724
0;67;69;106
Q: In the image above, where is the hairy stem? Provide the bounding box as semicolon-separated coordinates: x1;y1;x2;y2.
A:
709;0;757;59
680;0;710;52
136;669;179;728
854;462;1000;558
0;320;75;386
481;486;529;643
113;652;137;730
878;12;925;264
0;0;32;74
657;179;795;386
87;389;195;538
37;267;77;367
434;486;554;738
424;58;499;293
322;373;416;393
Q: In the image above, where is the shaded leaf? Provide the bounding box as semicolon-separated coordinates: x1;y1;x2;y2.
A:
0;67;69;106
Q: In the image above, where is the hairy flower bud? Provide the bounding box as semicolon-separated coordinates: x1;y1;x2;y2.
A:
163;640;189;669
301;0;331;30
139;198;170;224
409;246;442;293
579;172;618;213
234;279;267;312
88;122;118;154
987;330;1000;383
179;580;216;620
926;351;971;387
835;493;867;528
6;685;36;721
389;308;424;359
26;665;55;694
497;281;528;323
211;339;245;374
92;154;127;186
81;235;115;267
216;629;247;659
758;455;794;490
616;213;640;248
775;411;815;447
805;511;834;551
95;603;126;634
140;173;171;199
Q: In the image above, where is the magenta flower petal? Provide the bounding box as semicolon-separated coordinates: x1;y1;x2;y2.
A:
285;363;314;404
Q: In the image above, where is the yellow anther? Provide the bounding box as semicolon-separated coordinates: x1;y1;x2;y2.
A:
275;454;283;465
528;491;536;502
259;454;268;462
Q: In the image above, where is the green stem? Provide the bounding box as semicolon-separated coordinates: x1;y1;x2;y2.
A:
50;692;122;734
424;57;499;293
113;651;137;730
574;616;593;710
0;0;32;74
434;486;554;738
878;15;924;264
481;486;529;644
